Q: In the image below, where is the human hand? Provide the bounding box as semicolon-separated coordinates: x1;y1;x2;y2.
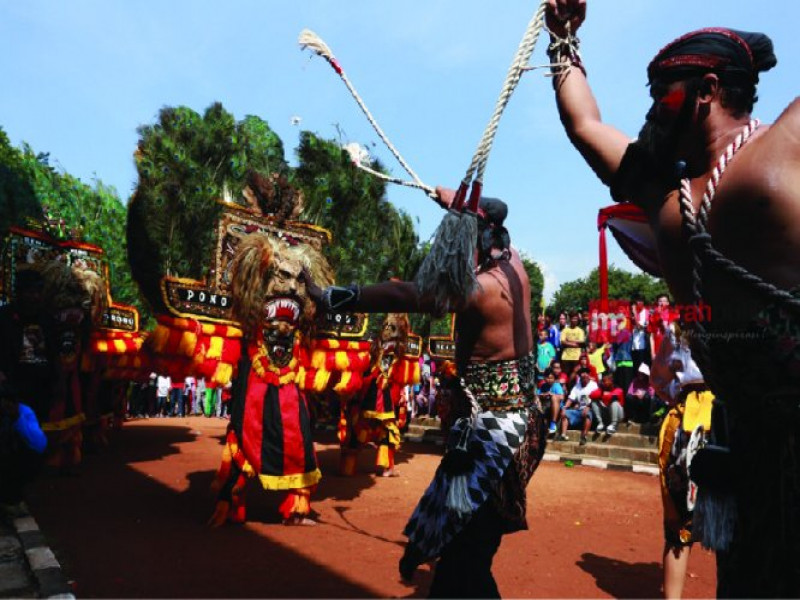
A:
300;266;323;307
545;0;586;39
434;186;457;209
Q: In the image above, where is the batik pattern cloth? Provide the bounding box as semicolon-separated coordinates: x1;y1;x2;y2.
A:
402;353;545;563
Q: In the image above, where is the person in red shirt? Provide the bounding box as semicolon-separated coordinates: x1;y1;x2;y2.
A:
589;371;625;435
648;294;678;360
568;352;598;390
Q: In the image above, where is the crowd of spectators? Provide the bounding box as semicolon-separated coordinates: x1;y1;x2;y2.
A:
127;374;232;420
535;296;675;446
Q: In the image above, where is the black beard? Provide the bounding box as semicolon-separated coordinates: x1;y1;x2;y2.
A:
637;111;680;164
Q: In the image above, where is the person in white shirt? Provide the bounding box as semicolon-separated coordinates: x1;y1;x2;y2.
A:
155;374;171;417
557;368;597;445
630;299;651;374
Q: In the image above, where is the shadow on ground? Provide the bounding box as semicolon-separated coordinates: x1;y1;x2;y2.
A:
25;422;396;598
576;552;662;599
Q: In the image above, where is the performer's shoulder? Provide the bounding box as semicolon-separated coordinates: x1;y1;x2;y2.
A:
764;97;800;144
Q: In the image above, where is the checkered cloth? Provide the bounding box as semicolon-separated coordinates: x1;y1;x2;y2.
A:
402;407;531;564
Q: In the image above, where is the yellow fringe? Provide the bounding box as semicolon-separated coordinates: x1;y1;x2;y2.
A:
257;468;322;491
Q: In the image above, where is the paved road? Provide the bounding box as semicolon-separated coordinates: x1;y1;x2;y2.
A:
24;417;716;598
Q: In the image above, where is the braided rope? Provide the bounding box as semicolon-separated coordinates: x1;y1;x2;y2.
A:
679;119;800;313
299;29;431;195
464;0;548;185
301;3;548;206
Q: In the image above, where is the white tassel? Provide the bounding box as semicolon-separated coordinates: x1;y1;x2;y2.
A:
298;29;335;62
446;474;473;516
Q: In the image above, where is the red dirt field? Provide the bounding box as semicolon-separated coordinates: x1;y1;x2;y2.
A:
26;417;715;598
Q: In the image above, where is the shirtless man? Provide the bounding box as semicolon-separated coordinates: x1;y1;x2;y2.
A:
311;192;545;598
545;1;800;595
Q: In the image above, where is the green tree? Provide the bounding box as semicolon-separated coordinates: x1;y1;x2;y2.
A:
520;252;545;326
293;131;424;284
551;265;670;316
0;127;146;320
127;104;288;312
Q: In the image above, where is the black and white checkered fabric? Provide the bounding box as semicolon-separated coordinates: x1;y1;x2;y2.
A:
403;408;530;562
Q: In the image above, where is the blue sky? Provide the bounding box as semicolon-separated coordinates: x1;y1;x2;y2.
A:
2;1;798;300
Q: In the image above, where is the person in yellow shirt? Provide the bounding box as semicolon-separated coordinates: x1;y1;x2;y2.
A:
587;340;607;379
559;312;586;376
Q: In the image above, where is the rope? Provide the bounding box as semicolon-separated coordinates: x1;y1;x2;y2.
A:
300;1;549;210
298;29;434;197
462;0;548;188
679;119;800;314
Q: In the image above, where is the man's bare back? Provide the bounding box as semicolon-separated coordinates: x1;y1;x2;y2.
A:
455;249;533;367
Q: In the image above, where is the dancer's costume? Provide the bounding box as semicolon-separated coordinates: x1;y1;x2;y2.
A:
127;171;369;524
339;314;419;476
401;352;545;571
0;222;142;468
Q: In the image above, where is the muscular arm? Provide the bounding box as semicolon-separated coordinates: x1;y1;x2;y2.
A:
547;0;632;186
352;281;442;314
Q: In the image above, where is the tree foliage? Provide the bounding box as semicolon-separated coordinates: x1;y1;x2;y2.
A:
293;132;424;285
0;127;144;319
520;252;545;324
127;104;287;311
550;265;670;316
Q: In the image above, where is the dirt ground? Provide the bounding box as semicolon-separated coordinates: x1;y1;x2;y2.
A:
26;417;716;598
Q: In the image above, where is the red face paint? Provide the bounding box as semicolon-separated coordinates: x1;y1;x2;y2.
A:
658;87;687;115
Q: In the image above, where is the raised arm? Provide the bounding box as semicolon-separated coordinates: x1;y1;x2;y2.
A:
546;0;633;187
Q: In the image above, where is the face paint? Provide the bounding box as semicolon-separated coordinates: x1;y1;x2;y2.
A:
658;87;687;116
638;81;694;164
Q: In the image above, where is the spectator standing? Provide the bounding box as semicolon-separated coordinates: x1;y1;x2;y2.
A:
182;375;195;418
560;312;586;376
536;329;557;381
649;295;677;361
169;378;184;417
194;377;206;415
545;315;561;357
612;319;635;396
155;374;171;417
631;299;651;372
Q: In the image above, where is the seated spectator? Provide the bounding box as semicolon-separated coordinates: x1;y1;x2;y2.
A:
538;369;565;437
550;360;570;390
557;367;597;446
414;379;431;417
590;371;625;435
0;383;47;513
536;328;557;381
587;340;609;379
568;353;598;389
626;363;656;424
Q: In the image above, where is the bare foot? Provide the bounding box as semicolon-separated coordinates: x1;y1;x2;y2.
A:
283;515;317;526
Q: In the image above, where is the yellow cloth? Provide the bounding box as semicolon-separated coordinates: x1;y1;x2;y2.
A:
560;326;586;362
682;390;714;432
589;345;607;375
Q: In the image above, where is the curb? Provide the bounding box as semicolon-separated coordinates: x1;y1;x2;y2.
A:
542;452;659;476
11;507;74;599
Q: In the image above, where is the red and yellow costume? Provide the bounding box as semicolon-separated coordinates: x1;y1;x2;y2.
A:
339;314;419;476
